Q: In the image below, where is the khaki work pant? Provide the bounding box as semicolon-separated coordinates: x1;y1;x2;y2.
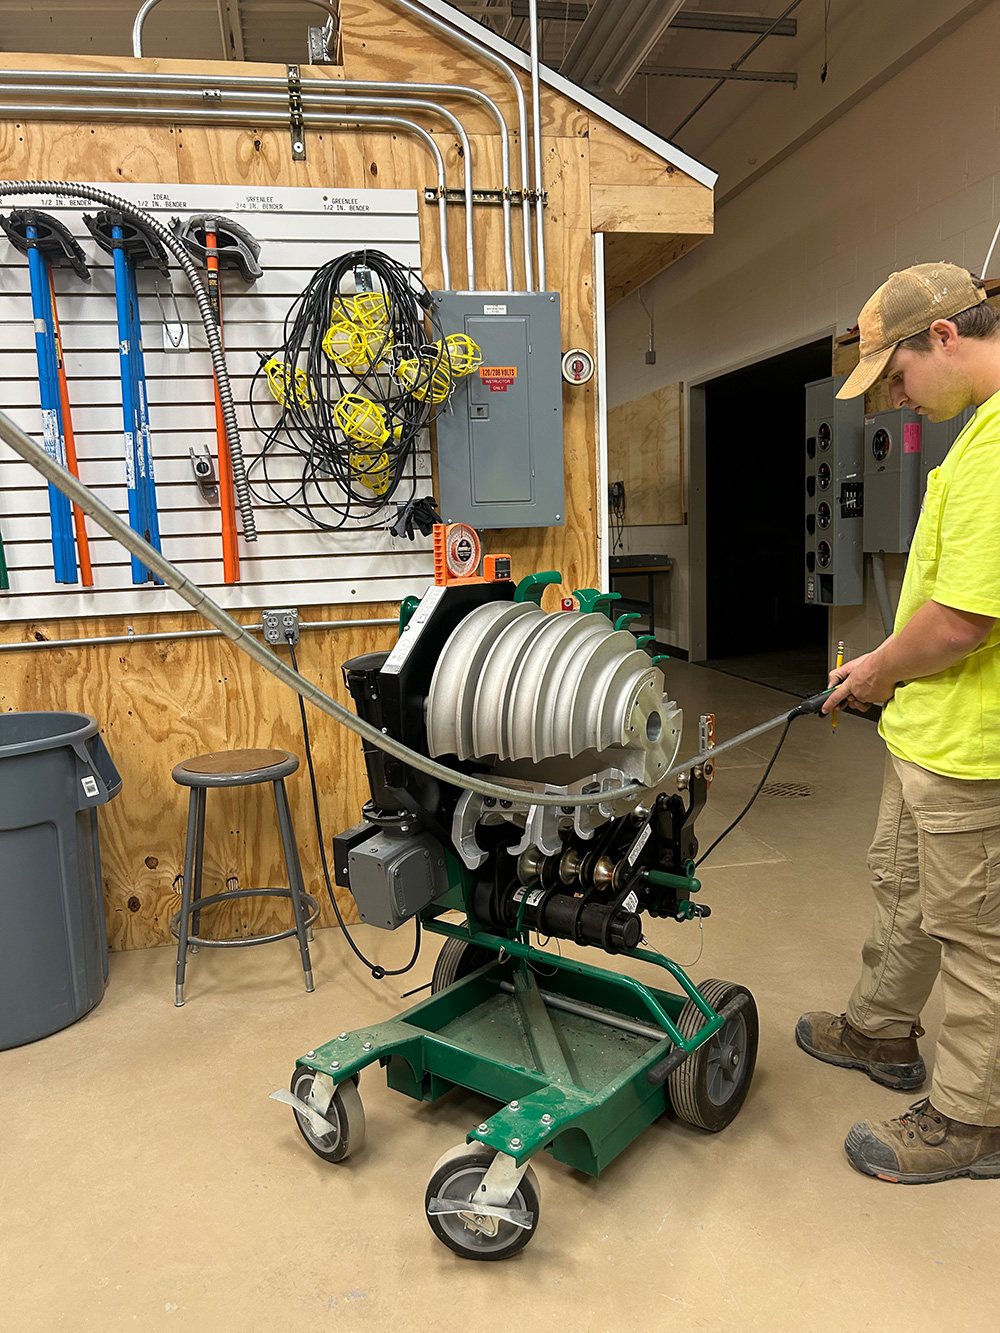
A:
846;752;1000;1125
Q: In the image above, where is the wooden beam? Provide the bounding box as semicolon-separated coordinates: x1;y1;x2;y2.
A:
603;231;707;306
591;182;713;234
217;0;246;61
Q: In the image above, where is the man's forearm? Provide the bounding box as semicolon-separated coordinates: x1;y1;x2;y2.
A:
873;600;994;684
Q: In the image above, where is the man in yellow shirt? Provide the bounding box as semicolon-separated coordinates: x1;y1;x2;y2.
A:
796;262;1000;1183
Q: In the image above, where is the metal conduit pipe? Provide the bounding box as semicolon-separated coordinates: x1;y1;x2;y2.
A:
5;68;515;290
0;618;397;653
0;95;450;285
0;403;645;809
0;89;475;289
382;0;535;291
527;0;546;290
133;0;341;62
0;178;257;541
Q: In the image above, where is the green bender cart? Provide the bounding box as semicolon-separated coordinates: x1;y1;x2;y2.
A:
273;570;757;1260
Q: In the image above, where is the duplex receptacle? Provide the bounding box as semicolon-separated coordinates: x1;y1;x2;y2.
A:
262;608;300;645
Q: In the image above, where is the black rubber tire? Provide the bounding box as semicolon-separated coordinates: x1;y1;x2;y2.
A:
431;928;494;994
289;1067;366;1163
668;978;758;1132
425;1146;541;1261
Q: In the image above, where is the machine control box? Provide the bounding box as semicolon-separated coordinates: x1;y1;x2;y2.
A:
432;290;565;529
804;376;864;606
347;826;449;931
863;408;922;554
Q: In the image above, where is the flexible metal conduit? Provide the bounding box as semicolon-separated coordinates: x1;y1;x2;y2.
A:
0;618;397;653
0;179;257;541
0;402;646;809
0;87;475;289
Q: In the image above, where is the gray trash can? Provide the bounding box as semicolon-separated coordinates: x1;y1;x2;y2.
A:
0;712;122;1049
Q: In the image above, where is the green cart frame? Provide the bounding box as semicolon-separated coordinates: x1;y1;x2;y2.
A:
275;916;757;1259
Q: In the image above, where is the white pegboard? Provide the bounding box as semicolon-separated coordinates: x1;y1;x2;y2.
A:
0;182;436;620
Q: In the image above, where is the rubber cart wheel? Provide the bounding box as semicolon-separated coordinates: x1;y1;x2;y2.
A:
289;1066;366;1163
425;1145;541;1261
668;978;758;1132
431;928;493;993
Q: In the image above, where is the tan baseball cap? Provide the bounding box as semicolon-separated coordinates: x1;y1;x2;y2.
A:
837;262;987;399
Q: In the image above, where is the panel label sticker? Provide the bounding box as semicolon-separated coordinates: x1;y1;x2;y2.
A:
484;303;507;314
480;366;518;392
903;422;922;453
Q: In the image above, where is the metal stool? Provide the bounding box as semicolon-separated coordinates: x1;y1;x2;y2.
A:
170;748;319;1006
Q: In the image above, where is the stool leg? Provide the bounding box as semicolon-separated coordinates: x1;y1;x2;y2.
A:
190;786;207;951
273;777;315;992
175;788;200;1006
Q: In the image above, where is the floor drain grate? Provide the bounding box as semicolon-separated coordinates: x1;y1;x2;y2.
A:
760;782;812;799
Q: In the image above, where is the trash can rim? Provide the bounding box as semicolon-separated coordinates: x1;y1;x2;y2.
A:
0;711;100;759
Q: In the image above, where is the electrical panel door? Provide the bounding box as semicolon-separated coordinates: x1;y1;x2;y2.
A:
804;376;864;606
432;290;565;529
863;409;922;553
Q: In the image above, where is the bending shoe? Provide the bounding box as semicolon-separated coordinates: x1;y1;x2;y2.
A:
795;1011;925;1091
845;1099;1000;1183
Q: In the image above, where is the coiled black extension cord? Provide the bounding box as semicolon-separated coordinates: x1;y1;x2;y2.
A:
249;250;452;531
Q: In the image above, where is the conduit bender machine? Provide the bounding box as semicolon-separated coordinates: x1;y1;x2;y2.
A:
274;528;756;1260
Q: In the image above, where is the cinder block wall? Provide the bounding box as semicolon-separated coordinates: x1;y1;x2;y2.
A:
606;0;1000;654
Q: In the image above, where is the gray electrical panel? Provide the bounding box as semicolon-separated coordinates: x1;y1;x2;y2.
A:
432;290;565;529
804;376;865;606
863;409;923;553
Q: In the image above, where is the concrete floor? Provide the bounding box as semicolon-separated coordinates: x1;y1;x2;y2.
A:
2;662;995;1332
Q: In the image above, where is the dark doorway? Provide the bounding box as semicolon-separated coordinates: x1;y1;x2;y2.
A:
703;337;831;696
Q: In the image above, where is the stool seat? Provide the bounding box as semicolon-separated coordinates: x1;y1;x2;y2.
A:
172;748;299;787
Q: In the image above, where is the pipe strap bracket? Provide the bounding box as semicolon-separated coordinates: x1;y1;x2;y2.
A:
287;64;307;161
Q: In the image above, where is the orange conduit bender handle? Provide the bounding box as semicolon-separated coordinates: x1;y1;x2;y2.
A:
205;223;240;584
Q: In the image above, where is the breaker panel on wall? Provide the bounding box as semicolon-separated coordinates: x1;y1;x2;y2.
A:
862;409;923;554
432;290;565;529
804;376;864;606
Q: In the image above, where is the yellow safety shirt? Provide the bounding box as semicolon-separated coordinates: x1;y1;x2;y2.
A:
880;386;1000;778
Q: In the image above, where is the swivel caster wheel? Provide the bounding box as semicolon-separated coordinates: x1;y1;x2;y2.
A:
425;1144;541;1261
289;1066;366;1163
669;978;758;1132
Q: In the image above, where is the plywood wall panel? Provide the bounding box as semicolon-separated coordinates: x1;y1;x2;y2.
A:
588;120;701;189
0;29;711;949
607;384;683;527
603;231;707;306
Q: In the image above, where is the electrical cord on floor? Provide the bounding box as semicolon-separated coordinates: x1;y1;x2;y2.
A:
694;688;835;867
694;714;795;868
285;634;421;980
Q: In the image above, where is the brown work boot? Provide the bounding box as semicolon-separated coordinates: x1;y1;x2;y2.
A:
845;1099;1000;1183
795;1011;925;1090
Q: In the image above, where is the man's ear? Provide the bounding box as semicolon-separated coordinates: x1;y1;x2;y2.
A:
928;318;960;353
